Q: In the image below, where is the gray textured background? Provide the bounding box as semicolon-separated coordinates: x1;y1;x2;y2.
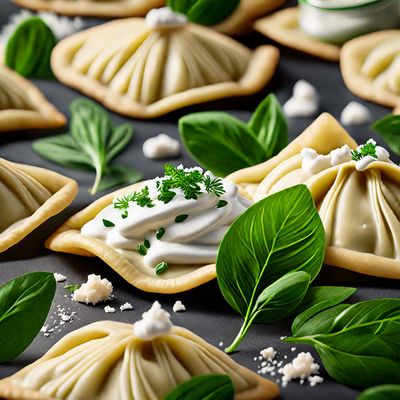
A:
0;0;399;399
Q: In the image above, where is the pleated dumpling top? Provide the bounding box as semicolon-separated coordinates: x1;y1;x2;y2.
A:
228;113;400;279
0;302;279;400
51;7;279;118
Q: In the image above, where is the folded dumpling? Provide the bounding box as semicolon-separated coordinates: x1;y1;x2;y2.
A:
341;30;400;108
0;157;78;253
0;302;280;400
46;166;252;293
229;113;400;279
51;8;279;119
11;0;165;18
0;66;66;132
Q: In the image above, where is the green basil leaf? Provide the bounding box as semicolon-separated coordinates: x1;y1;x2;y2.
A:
167;0;240;26
0;272;56;363
98;164;143;192
105;124;134;164
371;114;400;156
291;286;357;335
164;374;234;400
5;17;56;79
358;385;400;400
179;112;267;177
217;185;325;352
64;284;80;294
248;94;288;158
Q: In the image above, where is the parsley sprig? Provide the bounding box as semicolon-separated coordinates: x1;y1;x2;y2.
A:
351;139;377;161
114;186;154;212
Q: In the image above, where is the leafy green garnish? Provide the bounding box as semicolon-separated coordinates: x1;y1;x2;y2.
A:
179;94;288;177
175;214;189;223
114;186;154;212
137;244;148;256
33;98;142;195
156;228;166;240
285;298;400;389
155;262;169;275
216;200;228;208
351;139;377;161
167;0;240;26
102;219;115;228
0;272;56;362
164;374;234;400
143;237;151;249
372;114;400;156
217;185;325;353
5;17;56;79
358;385;400;400
64;284;80;294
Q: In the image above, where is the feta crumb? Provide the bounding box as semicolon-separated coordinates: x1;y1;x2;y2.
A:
261;361;267;367
283;80;319;118
143;134;181;159
219;342;224;347
309;375;324;387
253;357;258;361
340;101;371;125
59;313;72;322
104;306;116;313
330;145;352;166
73;274;113;305
54;273;67;282
172;300;186;313
291;347;297;352
260;347;276;361
120;302;134;311
146;7;187;29
301;148;332;176
280;336;287;340
279;352;320;386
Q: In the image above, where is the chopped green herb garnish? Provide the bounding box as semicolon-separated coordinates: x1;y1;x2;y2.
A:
121;210;128;219
137;244;147;256
204;175;225;197
156;228;166;240
114;186;154;211
216;200;228;208
64;284;80;294
144;237;151;249
155;262;169;275
102;219;115;227
175;214;189;223
351;139;377;161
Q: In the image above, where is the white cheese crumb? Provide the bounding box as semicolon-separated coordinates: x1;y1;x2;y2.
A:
340;101;371;125
73;274;113;305
172;300;186;313
280;336;287;340
253;357;258;361
283;80;319;118
219;342;224;347
53;273;67;282
279;352;320;386
260;347;276;361
291;347;297;352
146;7;187;29
104;306;116;314
142;134;181;159
309;375;324;387
120;302;134;311
330;144;352;166
133;301;173;340
301;148;332;176
59;313;72;322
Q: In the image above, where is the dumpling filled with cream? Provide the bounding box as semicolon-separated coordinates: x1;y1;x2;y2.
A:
0;157;78;253
0;302;279;400
46;165;252;293
229;113;400;279
50;7;279;119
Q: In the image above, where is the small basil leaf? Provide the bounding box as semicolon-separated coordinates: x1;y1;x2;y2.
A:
102;219;115;227
167;0;240;26
105;124;134;164
248;94;288;158
179;112;266;177
5;17;56;79
0;272;56;363
291;286;357;336
358;385;400;400
217;185;325;352
164;374;234;400
371;114;400;155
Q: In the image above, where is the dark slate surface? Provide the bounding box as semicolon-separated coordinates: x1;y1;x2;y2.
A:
0;0;399;399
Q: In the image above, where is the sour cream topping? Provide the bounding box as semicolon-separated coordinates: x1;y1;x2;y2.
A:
81;166;251;269
146;7;187;29
133;301;172;340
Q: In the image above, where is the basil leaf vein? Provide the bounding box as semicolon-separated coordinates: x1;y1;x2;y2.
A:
371;114;400;156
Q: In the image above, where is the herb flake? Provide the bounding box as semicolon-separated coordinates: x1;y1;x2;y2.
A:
155;262;169;275
102;219;115;228
175;214;188;223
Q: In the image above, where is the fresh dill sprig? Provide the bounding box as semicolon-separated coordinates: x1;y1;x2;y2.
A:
114;186;154;213
204;175;225;197
351;139;377;161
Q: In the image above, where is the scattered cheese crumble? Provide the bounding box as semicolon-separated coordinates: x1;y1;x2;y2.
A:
54;273;67;282
142;133;181;159
283;80;319;118
146;7;187;29
260;347;276;361
340;101;371;125
172;300;186;313
104;306;116;314
120;302;134;311
72;274;113;305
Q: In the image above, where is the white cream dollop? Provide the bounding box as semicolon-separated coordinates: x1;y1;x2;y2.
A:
330;144;352;166
73;274;113;305
283;80;319;118
81;167;251;269
340;101;372;126
133;301;173;340
143;134;181;159
301;148;331;176
146;7;187;29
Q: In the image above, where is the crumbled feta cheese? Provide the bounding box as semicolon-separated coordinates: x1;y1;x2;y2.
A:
73;274;113;305
146;7;187;29
104;306;116;313
340;101;371;125
283;80;319;118
309;375;324;387
172;300;186;313
301;148;332;176
330;144;352;166
142;134;181;159
120;302;134;311
219;342;224;347
133;301;173;340
278;352;320;386
54;272;67;282
260;347;276;361
59;313;72;322
291;347;297;352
